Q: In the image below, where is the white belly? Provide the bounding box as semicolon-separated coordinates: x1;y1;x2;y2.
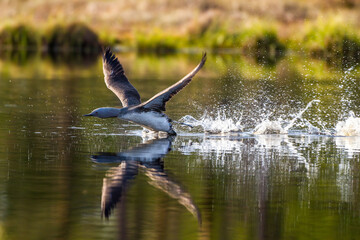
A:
120;111;171;132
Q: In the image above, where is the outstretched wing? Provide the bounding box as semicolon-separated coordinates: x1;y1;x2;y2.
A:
102;48;141;107
140;53;207;112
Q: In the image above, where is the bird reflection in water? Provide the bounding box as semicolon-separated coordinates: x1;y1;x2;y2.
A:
91;137;201;226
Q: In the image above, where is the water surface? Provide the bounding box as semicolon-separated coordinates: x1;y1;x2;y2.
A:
1;52;360;240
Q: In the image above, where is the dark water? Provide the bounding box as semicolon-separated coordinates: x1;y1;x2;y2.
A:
1;52;360;240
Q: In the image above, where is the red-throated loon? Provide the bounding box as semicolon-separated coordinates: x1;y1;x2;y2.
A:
84;48;207;135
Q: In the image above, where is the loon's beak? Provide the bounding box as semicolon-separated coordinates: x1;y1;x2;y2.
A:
83;113;93;117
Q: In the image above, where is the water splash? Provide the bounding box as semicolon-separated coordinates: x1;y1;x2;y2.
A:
180;100;322;135
338;66;359;119
253;119;286;134
179;111;243;134
253;99;320;134
335;112;360;136
283;99;320;131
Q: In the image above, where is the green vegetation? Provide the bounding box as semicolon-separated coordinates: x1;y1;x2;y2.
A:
133;21;285;64
302;18;360;66
129;18;358;66
0;0;359;65
0;25;40;50
134;30;185;54
195;22;243;49
238;23;286;65
0;23;100;53
0;18;359;66
45;23;100;53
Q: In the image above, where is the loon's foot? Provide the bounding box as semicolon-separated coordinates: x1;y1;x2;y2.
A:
167;128;177;136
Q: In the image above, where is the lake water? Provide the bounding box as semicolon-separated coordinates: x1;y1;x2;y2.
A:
1;52;360;240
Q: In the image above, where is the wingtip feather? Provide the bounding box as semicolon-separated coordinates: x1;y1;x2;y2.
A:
202;52;207;60
102;47;125;76
102;47;115;63
197;52;207;70
201;52;207;63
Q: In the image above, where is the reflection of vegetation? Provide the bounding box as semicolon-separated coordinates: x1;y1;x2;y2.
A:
1;51;358;82
0;49;38;65
0;49;99;70
46;50;99;68
0;53;102;81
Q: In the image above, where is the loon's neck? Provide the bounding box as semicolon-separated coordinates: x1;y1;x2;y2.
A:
99;107;123;118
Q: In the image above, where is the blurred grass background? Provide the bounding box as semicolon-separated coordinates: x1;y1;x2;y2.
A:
0;0;359;64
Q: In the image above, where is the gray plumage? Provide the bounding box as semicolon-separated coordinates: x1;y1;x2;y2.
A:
103;48;141;107
84;48;207;135
140;52;207;112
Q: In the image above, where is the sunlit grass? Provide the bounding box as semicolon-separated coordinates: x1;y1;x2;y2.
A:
302;17;360;65
191;20;285;50
196;22;242;49
188;20;285;67
134;29;187;54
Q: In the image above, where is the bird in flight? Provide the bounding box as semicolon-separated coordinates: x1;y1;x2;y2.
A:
84;48;206;135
